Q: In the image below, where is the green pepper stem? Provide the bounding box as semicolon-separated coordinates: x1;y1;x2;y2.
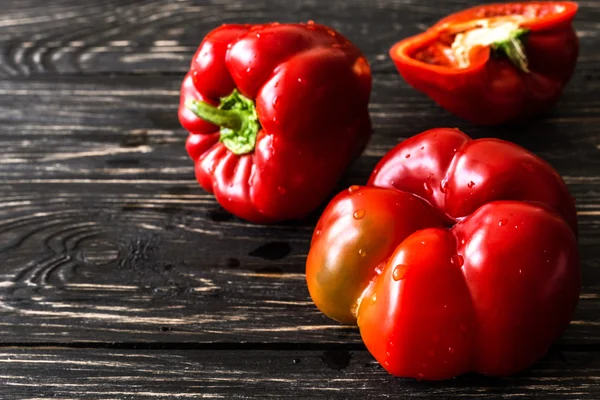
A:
185;99;243;131
185;89;260;155
491;28;530;73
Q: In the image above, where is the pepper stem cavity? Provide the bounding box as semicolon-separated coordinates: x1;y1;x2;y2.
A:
450;18;530;72
186;89;260;155
491;28;530;73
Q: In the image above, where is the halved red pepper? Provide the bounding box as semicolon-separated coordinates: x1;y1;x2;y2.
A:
306;128;580;379
389;2;579;125
179;22;372;223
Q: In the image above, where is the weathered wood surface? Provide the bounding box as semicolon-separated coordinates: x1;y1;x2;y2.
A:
1;74;599;345
0;348;599;399
0;0;599;397
0;0;598;76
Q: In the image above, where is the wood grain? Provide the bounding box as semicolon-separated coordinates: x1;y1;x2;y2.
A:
0;0;598;76
0;178;598;344
1;0;600;396
0;72;599;344
0;348;598;399
1;74;599;180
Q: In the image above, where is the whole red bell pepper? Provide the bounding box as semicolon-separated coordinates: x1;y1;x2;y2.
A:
389;2;579;125
179;22;372;223
306;128;580;379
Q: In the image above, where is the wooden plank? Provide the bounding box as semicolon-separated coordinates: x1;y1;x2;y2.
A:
0;72;599;344
1;0;598;396
1;74;599;180
0;0;598;76
0;347;598;399
0;185;597;345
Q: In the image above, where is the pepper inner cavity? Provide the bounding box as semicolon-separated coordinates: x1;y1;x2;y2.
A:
414;16;528;69
448;17;525;68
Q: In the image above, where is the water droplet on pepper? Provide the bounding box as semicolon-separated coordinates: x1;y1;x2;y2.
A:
392;264;409;281
423;174;433;194
440;179;448;193
353;209;365;219
450;254;464;267
423;182;433;194
523;162;535;172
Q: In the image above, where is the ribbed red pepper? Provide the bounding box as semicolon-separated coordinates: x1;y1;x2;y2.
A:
306;128;580;380
179;22;372;223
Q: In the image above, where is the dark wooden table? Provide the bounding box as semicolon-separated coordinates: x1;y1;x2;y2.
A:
1;0;599;398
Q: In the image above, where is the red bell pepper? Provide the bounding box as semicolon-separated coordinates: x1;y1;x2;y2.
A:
179;22;372;223
306;128;580;379
389;2;579;125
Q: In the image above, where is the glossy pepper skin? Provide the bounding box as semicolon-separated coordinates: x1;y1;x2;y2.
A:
389;2;579;125
179;22;372;223
306;128;580;380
